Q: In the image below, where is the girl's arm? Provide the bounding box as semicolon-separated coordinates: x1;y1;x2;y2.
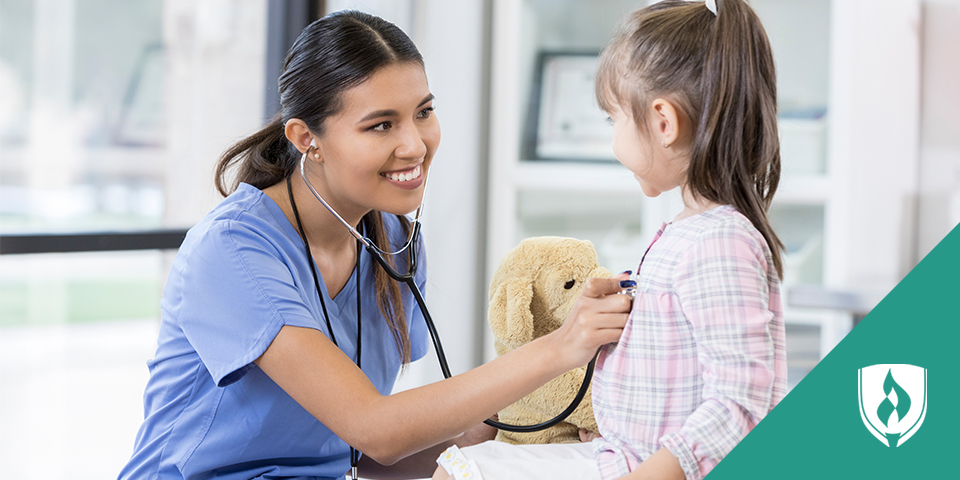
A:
616;448;684;480
255;276;630;466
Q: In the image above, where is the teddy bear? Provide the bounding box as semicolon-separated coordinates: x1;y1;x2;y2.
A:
487;236;612;445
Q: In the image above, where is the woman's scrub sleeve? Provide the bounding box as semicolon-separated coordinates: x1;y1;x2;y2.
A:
178;220;319;387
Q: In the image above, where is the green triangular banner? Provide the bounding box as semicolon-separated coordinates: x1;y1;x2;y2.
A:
707;224;959;478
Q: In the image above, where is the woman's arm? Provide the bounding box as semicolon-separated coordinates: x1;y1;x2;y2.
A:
255;276;630;466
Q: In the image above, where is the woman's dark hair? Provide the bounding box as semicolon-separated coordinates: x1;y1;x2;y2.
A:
596;0;784;278
215;10;423;363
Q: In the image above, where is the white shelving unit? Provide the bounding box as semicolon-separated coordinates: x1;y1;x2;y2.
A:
484;0;922;385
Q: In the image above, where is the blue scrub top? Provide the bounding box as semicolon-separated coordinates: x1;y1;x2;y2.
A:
119;183;429;480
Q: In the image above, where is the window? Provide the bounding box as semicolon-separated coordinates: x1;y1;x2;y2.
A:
0;0;291;476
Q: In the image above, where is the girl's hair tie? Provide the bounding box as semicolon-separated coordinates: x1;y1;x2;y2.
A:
706;0;718;16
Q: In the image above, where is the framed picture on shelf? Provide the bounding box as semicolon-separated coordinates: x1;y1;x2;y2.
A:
524;51;616;162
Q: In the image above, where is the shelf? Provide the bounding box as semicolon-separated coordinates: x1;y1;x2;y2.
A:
512;160;832;206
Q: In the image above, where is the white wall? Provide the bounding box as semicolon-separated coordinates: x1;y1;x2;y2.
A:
917;1;960;259
823;0;921;293
413;0;491;378
163;0;268;228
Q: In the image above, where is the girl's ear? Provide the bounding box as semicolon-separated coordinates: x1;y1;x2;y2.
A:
650;98;681;148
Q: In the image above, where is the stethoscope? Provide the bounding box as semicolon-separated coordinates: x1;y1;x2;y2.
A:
290;143;602;479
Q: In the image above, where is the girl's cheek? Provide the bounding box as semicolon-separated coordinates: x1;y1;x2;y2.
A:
612;135;639;173
613;150;632;171
611;130;628;167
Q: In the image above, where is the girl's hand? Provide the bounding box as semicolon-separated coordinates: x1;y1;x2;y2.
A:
579;428;602;442
549;274;632;371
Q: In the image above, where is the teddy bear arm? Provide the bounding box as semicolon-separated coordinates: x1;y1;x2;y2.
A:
498;384;589;444
548;371;598;432
496;404;580;445
565;383;598;432
516;368;596;429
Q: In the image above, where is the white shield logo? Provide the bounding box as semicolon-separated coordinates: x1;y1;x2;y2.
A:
858;364;927;447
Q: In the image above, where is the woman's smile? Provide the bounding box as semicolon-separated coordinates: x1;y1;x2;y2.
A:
380;163;424;189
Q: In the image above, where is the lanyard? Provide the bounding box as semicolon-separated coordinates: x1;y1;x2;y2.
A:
287;176;363;479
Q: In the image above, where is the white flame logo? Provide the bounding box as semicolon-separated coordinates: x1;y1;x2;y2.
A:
858;364;927;447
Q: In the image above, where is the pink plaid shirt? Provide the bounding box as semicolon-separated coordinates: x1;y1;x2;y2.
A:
592;205;787;480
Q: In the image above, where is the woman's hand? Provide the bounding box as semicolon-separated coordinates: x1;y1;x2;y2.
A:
548;274;632;371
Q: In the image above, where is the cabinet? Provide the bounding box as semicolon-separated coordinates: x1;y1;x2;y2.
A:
484;0;921;389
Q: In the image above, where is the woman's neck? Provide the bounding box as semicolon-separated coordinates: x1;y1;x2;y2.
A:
266;176;365;253
266;176;366;298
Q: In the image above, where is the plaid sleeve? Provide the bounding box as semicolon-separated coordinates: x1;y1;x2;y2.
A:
660;221;778;480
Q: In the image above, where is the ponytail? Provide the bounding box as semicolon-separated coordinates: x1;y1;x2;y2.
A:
597;0;784;278
691;0;783;278
215;115;296;197
364;212;414;366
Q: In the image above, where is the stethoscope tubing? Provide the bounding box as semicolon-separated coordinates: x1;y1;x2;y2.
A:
298;151;594;434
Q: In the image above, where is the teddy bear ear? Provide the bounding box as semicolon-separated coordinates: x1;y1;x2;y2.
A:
489;277;535;349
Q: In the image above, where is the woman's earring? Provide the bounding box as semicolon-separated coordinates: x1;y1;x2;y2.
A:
661;139;669;148
313;151;320;159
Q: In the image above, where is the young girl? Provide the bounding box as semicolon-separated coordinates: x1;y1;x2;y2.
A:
435;1;787;479
118;11;630;480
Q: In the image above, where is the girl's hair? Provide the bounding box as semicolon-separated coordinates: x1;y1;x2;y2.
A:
215;10;423;364
596;0;784;278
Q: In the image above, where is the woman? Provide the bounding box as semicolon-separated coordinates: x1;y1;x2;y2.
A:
119;11;630;480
